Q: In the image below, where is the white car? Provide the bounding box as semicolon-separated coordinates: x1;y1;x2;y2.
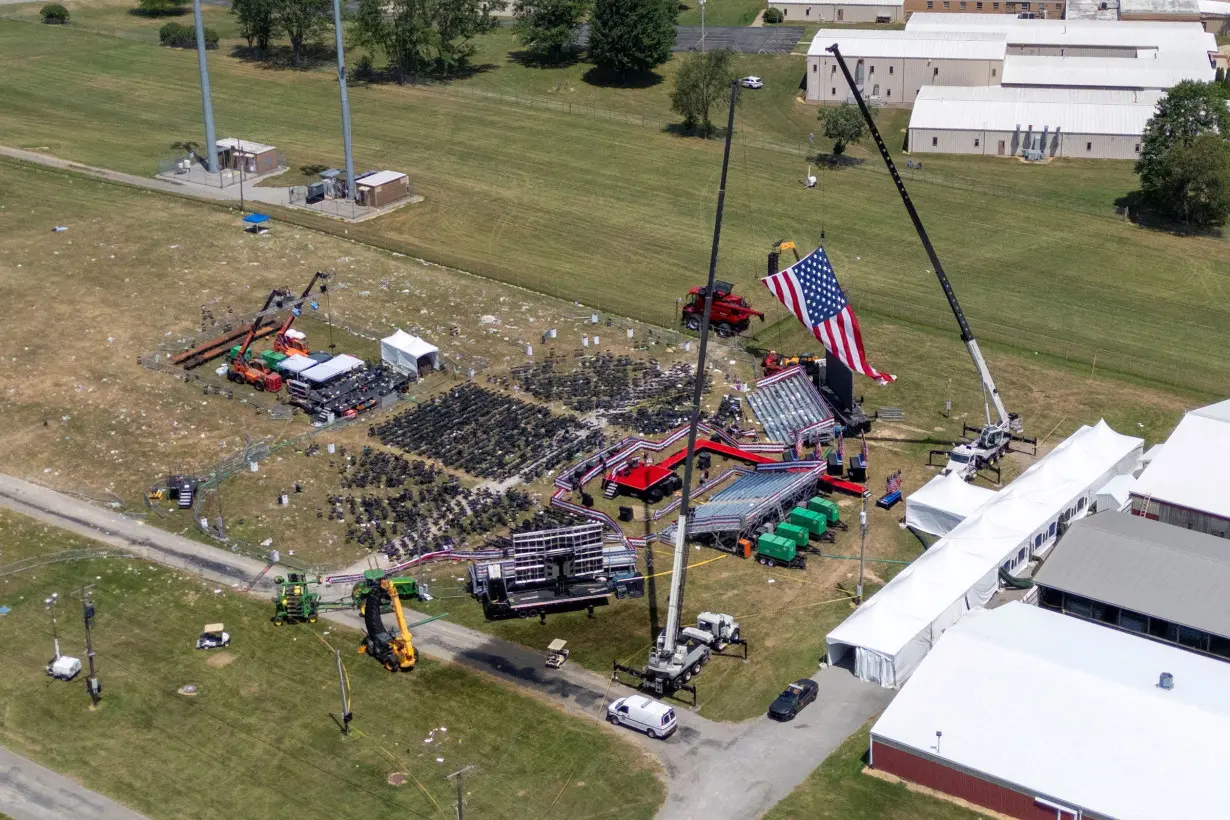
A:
740;76;764;89
607;695;677;740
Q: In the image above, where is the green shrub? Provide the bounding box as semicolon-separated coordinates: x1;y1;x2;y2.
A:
40;3;70;23
762;6;783;23
159;21;218;48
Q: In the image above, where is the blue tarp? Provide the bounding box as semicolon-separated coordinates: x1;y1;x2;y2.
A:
242;213;271;224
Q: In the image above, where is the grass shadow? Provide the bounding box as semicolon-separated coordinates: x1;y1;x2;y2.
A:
229;42;335;71
582;66;664;89
508;47;585;69
422;61;499;82
812;153;867;169
662;122;725;140
1113;190;1226;238
129;6;189;16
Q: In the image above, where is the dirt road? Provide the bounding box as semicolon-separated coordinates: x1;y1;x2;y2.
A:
0;474;892;819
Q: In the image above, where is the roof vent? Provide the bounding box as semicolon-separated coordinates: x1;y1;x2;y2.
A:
1158;672;1174;691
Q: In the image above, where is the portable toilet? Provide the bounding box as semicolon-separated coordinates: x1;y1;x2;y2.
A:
789;506;827;539
774;521;809;548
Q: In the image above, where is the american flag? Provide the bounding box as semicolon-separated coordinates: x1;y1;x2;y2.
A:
886;470;903;496
762;247;895;384
836;432;845;461
860;434;869;464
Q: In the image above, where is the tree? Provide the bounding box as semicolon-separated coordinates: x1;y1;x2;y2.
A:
232;0;277;52
431;0;505;75
1139;134;1230;230
41;3;70;23
1136;80;1230;228
669;49;735;135
353;0;435;82
512;0;590;64
588;0;675;77
273;0;330;66
762;6;782;23
818;103;866;155
137;0;182;16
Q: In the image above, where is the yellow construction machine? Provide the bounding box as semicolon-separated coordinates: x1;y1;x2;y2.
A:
358;579;416;672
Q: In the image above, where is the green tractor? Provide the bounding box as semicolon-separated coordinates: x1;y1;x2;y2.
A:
350;569;420;613
272;572;326;625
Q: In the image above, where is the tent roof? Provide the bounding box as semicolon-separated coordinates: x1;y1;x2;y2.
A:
828;420;1142;662
381;329;438;359
871;603;1230;819
907;472;998;520
299;353;364;384
1131;401;1230;520
1094;473;1134;508
1034;512;1230;638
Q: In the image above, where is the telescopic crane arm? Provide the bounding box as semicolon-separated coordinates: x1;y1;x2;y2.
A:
275;271;330;347
824;44;1012;431
234;288;289;361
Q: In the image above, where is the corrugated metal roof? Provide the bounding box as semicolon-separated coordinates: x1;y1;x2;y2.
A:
807;29;1007;59
909;85;1162;134
1200;0;1230;13
907;13;1215;49
1131;401;1230;521
356;170;408;188
1034;512;1230;638
872;603;1230;820
1001;52;1215;88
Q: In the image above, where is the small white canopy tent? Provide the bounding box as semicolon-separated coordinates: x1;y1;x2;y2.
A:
380;330;439;380
905;472;998;538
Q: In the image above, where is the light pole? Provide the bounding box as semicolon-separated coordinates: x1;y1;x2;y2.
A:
700;0;707;54
78;585;101;707
856;490;870;604
44;593;61;659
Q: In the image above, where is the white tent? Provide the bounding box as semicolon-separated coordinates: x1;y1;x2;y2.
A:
1094;474;1134;513
904;472;997;538
827;420;1142;687
380;330;439;380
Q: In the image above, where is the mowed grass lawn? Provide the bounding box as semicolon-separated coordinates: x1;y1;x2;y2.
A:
0;20;1226;396
0;510;665;820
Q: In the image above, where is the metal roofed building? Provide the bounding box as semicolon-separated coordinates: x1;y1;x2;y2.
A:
806;29;1007;103
1034;512;1230;661
1131;399;1230;539
1000;52;1215;89
770;0;905;24
869;601;1230;820
1120;0;1201;18
908;86;1163;158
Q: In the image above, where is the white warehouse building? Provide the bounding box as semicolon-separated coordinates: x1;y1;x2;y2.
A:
908;86;1164;159
769;0;904;24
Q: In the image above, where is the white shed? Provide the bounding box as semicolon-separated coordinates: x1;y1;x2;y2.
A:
380;330;439;380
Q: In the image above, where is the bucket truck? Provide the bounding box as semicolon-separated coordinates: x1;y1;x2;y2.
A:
825;44;1036;482
612;81;745;706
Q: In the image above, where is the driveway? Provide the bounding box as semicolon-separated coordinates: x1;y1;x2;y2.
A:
0;473;893;819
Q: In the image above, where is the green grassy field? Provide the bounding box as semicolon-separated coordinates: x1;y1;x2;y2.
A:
676;0;765;26
765;721;982;820
0;510;665;819
0;17;1226;398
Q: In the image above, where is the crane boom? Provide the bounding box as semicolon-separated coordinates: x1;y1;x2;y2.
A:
234;288;290;361
658;80;740;661
824;44;1010;430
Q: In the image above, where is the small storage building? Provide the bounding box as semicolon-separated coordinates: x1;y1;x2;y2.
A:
380;330;440;381
216;138;280;174
355;171;410;207
869;602;1230;820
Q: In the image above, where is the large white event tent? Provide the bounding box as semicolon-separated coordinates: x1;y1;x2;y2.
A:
380;330;440;380
827;420;1142;687
904;472;998;538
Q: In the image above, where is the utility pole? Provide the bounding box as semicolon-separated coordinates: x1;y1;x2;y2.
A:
331;0;356;206
77;584;101;706
335;649;352;734
700;0;706;53
237;138;245;214
446;765;476;820
191;0;218;174
856;491;870;604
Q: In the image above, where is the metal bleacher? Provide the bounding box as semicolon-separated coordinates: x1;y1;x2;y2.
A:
748;368;835;444
659;469;821;538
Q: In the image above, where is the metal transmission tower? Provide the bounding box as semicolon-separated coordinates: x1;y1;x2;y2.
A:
332;0;356;203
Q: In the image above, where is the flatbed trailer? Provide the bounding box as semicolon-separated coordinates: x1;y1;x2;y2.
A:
481;580;611;623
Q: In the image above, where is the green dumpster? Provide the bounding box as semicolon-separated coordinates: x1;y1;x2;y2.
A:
260;350;289;368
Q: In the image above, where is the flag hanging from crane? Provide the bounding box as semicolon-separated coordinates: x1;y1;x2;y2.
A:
761;246;895;384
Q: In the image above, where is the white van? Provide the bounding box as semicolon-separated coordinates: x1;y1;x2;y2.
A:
606;695;677;740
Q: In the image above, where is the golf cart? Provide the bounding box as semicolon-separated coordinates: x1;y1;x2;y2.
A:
196;623;231;650
545;639;569;669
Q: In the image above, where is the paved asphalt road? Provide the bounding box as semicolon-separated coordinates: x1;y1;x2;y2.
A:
0;747;148;820
0;474;893;819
